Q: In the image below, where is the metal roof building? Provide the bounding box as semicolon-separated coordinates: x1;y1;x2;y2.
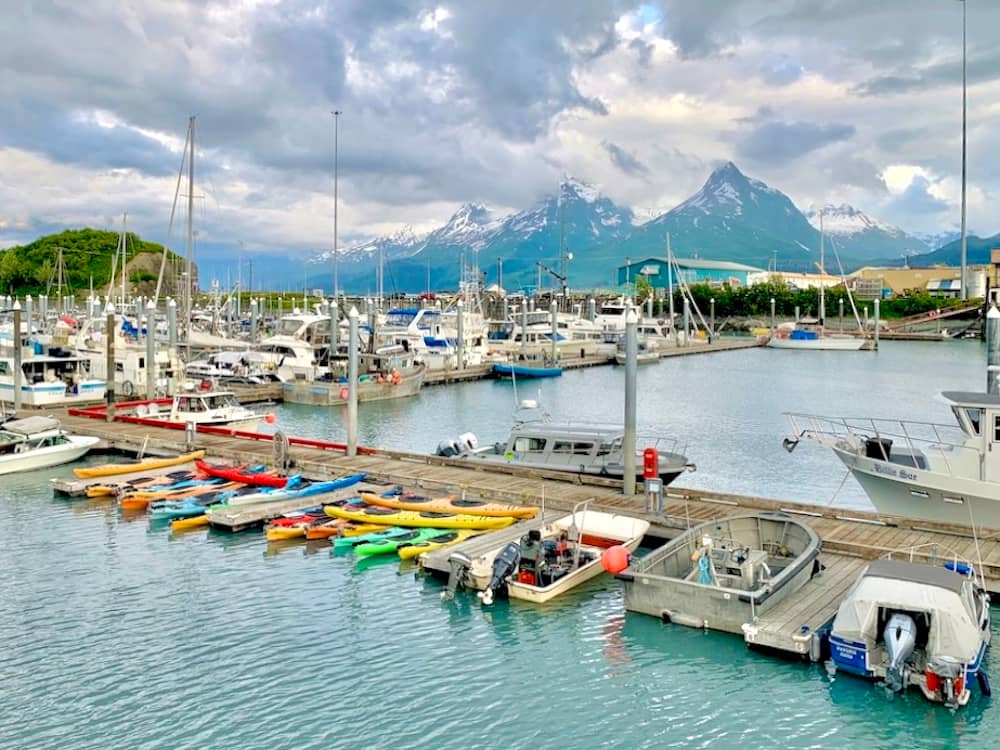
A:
616;257;765;289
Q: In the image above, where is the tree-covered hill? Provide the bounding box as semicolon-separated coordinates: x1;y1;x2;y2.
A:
0;228;187;297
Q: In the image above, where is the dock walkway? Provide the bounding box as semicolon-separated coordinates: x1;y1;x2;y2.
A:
50;409;1000;660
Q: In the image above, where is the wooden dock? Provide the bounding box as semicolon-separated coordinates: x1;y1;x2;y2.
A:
48;407;1000;661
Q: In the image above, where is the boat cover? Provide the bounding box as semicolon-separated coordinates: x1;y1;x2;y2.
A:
831;560;980;662
2;416;61;436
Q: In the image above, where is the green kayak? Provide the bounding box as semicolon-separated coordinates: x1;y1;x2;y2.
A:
332;526;411;551
354;527;448;556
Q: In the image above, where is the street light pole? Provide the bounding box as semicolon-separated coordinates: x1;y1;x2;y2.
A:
959;0;968;300
332;109;342;301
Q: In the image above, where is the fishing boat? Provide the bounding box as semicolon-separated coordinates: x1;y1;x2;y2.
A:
436;400;693;486
135;386;263;432
492;348;562;379
613;338;659;365
465;502;649;605
0;416;99;475
827;552;991;708
784;390;1000;530
0;354;106;407
282;346;426;406
617;512;822;633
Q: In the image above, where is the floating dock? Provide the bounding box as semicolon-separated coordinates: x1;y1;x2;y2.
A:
50;406;1000;662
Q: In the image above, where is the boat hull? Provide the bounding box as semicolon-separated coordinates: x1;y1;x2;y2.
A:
767;336;865;351
492;363;562;379
833;446;1000;530
282;365;425;406
0;435;99;475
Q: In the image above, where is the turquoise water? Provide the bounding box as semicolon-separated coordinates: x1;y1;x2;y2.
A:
2;340;997;749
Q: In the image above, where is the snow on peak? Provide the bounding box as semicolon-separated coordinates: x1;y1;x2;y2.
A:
561;177;599;203
806;203;901;237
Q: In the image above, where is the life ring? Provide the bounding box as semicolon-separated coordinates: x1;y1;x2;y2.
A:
122;380;135;397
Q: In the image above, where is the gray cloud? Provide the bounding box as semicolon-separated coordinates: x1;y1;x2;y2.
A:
602;141;650;177
759;55;804;86
735;121;856;164
892;175;950;216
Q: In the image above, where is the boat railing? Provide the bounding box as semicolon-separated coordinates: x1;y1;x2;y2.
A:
785;412;975;476
880;542;984;587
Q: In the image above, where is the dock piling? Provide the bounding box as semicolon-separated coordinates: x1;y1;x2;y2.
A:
987;305;1000;394
873;299;880;351
12;301;22;412
167;299;177;349
550;300;558;363
105;303;116;423
146;301;156;399
624;306;638;496
457;299;465;370
347;306;359;457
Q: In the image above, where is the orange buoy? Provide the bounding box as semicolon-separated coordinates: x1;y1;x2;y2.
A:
601;545;631;574
264;413;276;425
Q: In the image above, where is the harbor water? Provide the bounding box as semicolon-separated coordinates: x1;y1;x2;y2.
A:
2;340;997;749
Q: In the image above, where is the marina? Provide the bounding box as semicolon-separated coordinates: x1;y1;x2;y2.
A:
4;333;999;749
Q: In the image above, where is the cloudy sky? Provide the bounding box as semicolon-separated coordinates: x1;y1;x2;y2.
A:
2;0;998;264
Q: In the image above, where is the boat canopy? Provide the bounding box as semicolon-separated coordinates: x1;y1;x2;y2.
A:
2;416;61;436
832;559;980;662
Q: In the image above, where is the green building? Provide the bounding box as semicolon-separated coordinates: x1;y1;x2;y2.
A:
616;257;765;289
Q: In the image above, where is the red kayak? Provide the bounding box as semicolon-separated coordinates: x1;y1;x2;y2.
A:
194;460;290;488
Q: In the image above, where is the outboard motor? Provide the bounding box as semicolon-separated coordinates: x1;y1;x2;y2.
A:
479;542;521;606
458;432;478;451
441;551;473;602
435;438;461;458
883;613;917;692
925;656;965;708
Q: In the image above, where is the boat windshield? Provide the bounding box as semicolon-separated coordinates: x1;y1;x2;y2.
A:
952;405;982;437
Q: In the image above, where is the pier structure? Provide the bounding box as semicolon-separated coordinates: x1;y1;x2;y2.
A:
51;406;1000;662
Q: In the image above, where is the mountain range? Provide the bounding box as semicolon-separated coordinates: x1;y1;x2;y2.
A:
208;162;978;293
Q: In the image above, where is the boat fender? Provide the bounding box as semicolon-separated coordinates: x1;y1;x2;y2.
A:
14;443;27;454
979;670;992;697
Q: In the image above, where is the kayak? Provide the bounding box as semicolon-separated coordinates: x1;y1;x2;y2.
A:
323;505;516;530
170;515;209;531
222;473;367;508
355;527;449;556
74;450;206;478
194;460;299;488
397;529;483;560
86;469;205;497
304;519;385;540
332;526;411;550
264;507;329;541
361;489;538;519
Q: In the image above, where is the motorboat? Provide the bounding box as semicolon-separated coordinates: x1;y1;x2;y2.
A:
617;512;822;633
784;390;1000;530
134;385;263;431
828;554;991;708
184;350;283;384
436;400;693;485
282;345;426;406
448;502;650;605
613;338;659;365
0;354;106;407
0;416;100;474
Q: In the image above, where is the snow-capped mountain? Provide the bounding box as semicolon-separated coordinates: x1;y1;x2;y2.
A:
287;162;946;293
914;230;961;252
806;204;928;261
621;161;821;270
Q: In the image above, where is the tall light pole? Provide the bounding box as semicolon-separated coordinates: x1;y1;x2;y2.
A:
959;0;968;300
332;109;342;301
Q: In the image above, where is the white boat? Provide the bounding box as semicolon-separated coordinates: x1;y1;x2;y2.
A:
0;416;100;474
0;354;106;407
255;313;336;380
460;502;649;605
767;210;866;351
618;512;822;633
614;338;659;365
828;553;991;708
134;386;263;431
281;346;426;406
784;390;1000;529
436;400;694;486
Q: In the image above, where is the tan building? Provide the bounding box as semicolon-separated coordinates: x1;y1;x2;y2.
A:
848;265;988;299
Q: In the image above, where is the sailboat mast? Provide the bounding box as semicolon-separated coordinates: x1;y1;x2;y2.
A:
185;114;195;347
121;212;128;308
819;210;825;326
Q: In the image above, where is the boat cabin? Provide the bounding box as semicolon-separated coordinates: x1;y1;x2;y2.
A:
0;416;69;453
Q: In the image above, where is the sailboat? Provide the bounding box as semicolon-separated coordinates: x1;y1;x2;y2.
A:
767;210;866;351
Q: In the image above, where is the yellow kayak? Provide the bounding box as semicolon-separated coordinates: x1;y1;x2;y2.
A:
397;529;482;560
323;505;516;530
360;491;538;519
170;515;209;531
74;450;206;479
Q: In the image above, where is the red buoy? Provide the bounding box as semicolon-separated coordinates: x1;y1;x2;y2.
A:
339;387;350;401
601;545;631;574
642;447;659;479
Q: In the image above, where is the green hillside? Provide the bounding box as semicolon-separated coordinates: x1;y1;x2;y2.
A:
0;228;183;296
